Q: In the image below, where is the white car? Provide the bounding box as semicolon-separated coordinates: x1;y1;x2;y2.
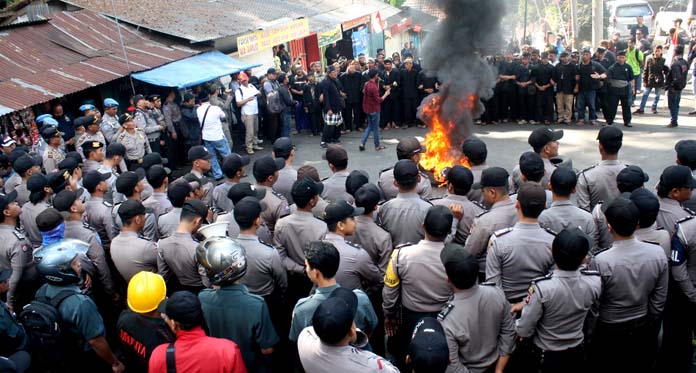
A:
654;0;695;36
607;0;655;39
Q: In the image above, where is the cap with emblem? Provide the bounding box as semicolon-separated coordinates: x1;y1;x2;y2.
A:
616;165;649;193
397;137;426;158
82;171;111;193
253;156;285;182
445;165;474;192
142;152;169;170
345;170;369;197
118;199;146;222
234;197;263;227
119;113;134;125
408;317;450;373
13;154;38;175
629;188;660;228
312;287;358;344
597;126;623;147
227;182;266;205
46;170;71;192
272;137;294;159
0;190;17;212
291;177;323;201
222;153;250;178
461;137;487;164
36;208;64;232
41;127;63;140
132;94;146;106
393;159;420;184
182;199;209;224
52;189;84;212
528;127;563;151
322;144;348;166
323;200;364;225
148;94;161;102
103;98;119;108
106;143;126;158
660;165;696;191
116;170;145;194
188;145;213;161
354;183;381;211
424;205;454;238
81;141;104;153
472;167;509;190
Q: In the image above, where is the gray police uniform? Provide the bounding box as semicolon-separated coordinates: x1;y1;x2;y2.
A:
657;197;693;236
14;182;29;207
111;202;159;241
467;164;489;206
76;133;106;159
575;160;627;212
464;198;518;272
98;164;120;205
19;201;50;248
589;238;668;324
289;197;329;219
273;166;297;205
215;211;272;243
273;210;328;274
539;200;599;248
511;157;556;193
485;222;556;301
321;170;354;204
111;231;158;283
377;192;432;247
236;233;287;297
255;184;290;238
100;113;121;143
635;225;671;258
212;181;236;213
515;269;602;351
189;170;214;207
431;194;486;245
42;146;65;173
670;216;696;302
157;207;180;239
147;108;165;143
378;167;433;201
82;159;101;175
323;233;381;292
591;203;612;250
116;129;151;163
143;192;172;219
4;172;21;194
0;225;32;308
439;283;516;373
84;197;114;251
351;214;393;275
157;232;209;290
64;220;115;294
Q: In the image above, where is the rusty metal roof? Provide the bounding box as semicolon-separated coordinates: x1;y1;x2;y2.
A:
61;0;399;43
0;9;205;112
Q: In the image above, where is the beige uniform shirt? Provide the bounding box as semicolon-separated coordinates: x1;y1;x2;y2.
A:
111;231;158;283
256;184;290;238
273;210;328;274
576;160;627;212
378;167;432;201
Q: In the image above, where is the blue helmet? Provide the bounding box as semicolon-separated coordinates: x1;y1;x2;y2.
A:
35;114;53;124
35;238;89;285
42;117;59;126
103;98;119;108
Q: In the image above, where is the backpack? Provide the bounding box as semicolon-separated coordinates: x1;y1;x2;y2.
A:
264;81;284;114
19;286;77;366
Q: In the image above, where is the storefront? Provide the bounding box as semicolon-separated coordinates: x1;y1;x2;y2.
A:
385;16;413;57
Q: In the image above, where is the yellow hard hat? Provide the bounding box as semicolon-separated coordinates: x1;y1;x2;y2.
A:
127;271;166;314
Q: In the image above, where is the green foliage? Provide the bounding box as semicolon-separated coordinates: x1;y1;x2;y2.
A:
390;0;406;8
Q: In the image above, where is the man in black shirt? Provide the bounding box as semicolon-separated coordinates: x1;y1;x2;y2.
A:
551;52;578;125
325;43;340;65
576;49;607;125
319;66;344;147
630;16;649;39
400;58;421;128
290;67;309;133
339;61;364;132
380;59;401;129
516;53;536;124
605;51;635;127
532;52;555;124
497;53;518;122
594;48;614;123
665;45;689;128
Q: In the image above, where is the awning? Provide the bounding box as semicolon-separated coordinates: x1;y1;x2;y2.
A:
132;51;261;88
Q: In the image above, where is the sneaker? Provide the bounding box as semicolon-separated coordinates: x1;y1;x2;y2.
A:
633;109;644;114
255;138;263;144
529;120;539;125
320;142;328;148
359;144;365;151
253;145;264;150
375;145;386;151
246;149;255;155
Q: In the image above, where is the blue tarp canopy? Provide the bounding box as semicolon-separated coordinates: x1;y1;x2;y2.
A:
132;51;260;88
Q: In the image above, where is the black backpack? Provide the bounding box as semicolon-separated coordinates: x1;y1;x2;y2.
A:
19;286;77;366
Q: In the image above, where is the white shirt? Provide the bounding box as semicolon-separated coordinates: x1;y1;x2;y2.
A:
235;84;260;116
196;102;226;141
297;327;398;373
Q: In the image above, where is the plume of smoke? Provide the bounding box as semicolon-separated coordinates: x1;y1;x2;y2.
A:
418;0;507;142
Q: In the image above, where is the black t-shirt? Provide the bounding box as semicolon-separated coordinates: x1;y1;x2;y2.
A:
290;75;308;101
577;61;606;91
117;310;175;373
532;63;554;85
553;63;578;94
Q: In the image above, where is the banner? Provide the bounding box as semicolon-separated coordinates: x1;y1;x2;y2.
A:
237;18;310;57
371;11;384;33
318;25;342;47
352;27;369;58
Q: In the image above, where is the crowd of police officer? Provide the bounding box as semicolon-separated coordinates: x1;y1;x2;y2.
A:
1;96;696;373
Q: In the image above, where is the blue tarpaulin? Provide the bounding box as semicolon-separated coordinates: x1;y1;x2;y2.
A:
131;51;260;88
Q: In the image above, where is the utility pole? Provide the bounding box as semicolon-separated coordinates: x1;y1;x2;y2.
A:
523;0;528;44
569;0;578;49
592;0;603;48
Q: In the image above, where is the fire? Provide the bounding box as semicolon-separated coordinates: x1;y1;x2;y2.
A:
419;94;474;183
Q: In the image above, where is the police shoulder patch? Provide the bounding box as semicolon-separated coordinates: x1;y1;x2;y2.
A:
102;200;113;208
83;222;96;231
321;176;330;182
581;164;597;173
271;190;286;200
543;227;557;236
476;210;490;218
428;197;443;202
259;240;275;249
677;215;695;225
12;229;25;240
641;240;660;246
684;207;696;216
592;246;611;256
346;240;363;250
379;167;393;175
655;226;665;231
395;242;414;250
471;200;487;211
580;269;600;276
531;273;553;284
437;303;454;321
493;227;513;237
479;281;496;286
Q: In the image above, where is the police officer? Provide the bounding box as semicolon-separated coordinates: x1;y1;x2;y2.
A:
83;171;114;252
605;50;634;127
157;200;210;294
289;165;330;219
100;143;126;204
674;140;696;212
81;141;105;174
158;181;193;238
111;199;158;283
352;183;393;274
139;152;167;202
438;244;515;373
100;98;121;144
132;94;163;154
143;166;172;218
515;228;602;373
220;182;270;241
212;153;249;213
33;239;125;372
630;188;671;257
383;205;454;370
461;137;489;206
12;154;41;207
116;113;151;171
656;165;695;236
345;170;369;200
588;194;668;372
511;127;563;192
321;145;354;204
430;165;486;245
20;173;55;248
486;183;556;308
185;146;215;207
378;137;432;201
4;149;26;194
116;271;174;373
197;234;279;373
539;167;598;247
576;126;627;212
111;170;158;241
41;126;65;173
76;115;106;160
272;137;297;204
253;155;290;238
323;200;381;292
147;94;166;154
464;167;518;275
0;191;33;311
53;189;115;297
377;160;433;246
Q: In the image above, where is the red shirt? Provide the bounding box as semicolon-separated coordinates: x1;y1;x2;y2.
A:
149;327;247;373
362;79;383;114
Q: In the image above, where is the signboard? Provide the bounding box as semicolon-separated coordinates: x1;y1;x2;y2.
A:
237;18;310;57
342;15;370;31
352;27;369;57
318;25;342;47
390;17;413;35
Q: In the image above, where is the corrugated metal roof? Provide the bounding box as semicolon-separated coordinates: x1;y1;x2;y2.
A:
62;0;400;43
0;9;205;112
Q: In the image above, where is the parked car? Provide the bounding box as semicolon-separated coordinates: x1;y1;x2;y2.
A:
608;0;656;39
654;0;695;36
